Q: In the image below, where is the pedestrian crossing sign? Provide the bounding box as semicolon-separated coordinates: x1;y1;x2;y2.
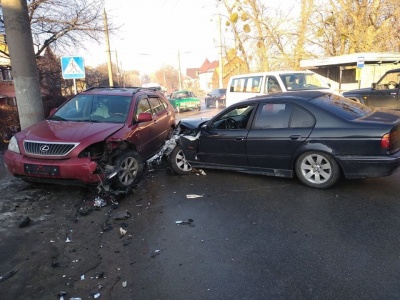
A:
61;56;85;79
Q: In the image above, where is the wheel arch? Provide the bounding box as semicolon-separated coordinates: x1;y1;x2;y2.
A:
291;143;345;177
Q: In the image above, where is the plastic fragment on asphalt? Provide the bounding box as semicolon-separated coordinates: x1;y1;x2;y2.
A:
186;194;204;199
119;227;127;236
93;292;101;299
122;281;127;287
94;196;107;208
81;274;85;280
66;237;72;243
113;211;130;220
176;219;195;226
0;269;17;283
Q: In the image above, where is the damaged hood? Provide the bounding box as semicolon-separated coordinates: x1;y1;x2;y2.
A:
18;120;124;144
178;117;211;130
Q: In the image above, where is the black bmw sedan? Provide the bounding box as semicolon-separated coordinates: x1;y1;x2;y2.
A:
167;91;400;189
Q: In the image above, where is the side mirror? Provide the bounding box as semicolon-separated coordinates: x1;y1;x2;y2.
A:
371;83;377;89
49;108;58;116
137;112;153;122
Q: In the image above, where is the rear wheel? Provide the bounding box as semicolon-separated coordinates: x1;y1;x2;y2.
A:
168;145;192;175
113;150;143;189
205;99;210;108
295;151;340;189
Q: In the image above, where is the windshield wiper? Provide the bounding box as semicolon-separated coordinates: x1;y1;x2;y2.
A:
48;115;66;121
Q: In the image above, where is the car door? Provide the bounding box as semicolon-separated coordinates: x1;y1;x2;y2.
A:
195;104;256;166
134;96;158;158
365;88;399;109
246;102;315;170
366;72;400;109
148;96;172;147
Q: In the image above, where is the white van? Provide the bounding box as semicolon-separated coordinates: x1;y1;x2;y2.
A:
226;70;332;107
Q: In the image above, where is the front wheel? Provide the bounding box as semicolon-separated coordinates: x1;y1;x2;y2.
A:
295;151;340;189
168;145;192;175
113;150;143;189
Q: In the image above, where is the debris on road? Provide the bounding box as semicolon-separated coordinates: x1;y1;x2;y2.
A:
0;269;17;283
113;211;130;220
94;196;107;208
18;216;31;228
192;168;206;175
175;219;195;226
186;194;204;199
119;227;127;236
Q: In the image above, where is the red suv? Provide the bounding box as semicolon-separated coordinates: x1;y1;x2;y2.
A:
4;87;176;189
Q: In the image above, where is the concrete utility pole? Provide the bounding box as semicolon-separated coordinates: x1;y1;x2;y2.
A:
2;0;44;129
103;9;113;87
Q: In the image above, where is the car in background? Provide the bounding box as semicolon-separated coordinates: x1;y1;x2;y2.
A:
205;88;227;108
226;70;332;107
342;68;400;109
4;87;176;190
168;91;400;189
168;90;201;113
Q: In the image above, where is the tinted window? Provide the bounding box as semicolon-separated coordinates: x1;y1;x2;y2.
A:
252;103;290;129
290;106;315;128
310;94;373;120
148;97;165;114
210;104;255;130
137;98;151;116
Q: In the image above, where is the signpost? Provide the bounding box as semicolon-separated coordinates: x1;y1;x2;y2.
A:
356;56;364;88
61;56;85;94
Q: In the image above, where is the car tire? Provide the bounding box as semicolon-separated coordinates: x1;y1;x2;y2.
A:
197;105;201;111
113;150;143;189
295;151;340;189
205;99;210;108
168;145;192;175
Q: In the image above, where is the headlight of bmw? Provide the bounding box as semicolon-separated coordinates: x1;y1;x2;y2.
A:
8;136;20;154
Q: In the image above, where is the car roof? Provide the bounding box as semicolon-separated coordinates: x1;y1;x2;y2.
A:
237;90;331;105
79;86;162;97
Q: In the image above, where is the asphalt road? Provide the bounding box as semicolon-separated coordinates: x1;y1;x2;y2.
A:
1;103;400;299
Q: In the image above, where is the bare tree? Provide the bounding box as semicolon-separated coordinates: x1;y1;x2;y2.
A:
310;0;400;55
0;0;108;58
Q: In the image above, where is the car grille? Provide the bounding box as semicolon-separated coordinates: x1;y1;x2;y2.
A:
24;140;79;156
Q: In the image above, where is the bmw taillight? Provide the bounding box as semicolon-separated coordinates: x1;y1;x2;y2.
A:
380;133;390;150
381;130;400;153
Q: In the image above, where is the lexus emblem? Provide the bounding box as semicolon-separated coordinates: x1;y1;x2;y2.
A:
40;145;50;152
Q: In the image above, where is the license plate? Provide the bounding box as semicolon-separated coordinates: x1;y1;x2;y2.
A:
24;164;59;176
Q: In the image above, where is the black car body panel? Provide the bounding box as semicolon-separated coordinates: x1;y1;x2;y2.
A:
342;68;400;109
175;91;400;183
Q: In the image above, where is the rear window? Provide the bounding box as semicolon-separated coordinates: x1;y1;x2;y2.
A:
310;94;373;120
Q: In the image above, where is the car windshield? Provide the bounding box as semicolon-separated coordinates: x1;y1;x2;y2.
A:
48;94;131;123
280;73;331;91
310;94;373;120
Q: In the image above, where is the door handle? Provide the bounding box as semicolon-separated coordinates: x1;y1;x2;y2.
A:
290;135;302;140
235;136;245;141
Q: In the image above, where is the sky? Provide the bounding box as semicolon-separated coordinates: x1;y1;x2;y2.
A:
78;0;223;75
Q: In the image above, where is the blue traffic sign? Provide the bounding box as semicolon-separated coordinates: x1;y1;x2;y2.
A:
61;56;85;79
357;56;364;68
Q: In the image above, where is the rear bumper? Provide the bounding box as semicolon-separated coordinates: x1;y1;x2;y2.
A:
337;152;400;179
4;150;102;185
